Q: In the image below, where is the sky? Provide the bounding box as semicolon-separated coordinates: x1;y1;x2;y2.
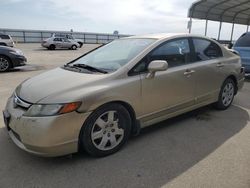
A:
0;0;248;40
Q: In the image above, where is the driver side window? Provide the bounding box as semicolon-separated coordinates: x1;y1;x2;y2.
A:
129;38;191;76
149;39;191;67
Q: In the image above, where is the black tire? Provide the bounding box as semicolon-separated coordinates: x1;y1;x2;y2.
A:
71;45;77;50
0;55;11;72
48;44;55;50
78;42;83;48
214;78;236;110
79;103;131;157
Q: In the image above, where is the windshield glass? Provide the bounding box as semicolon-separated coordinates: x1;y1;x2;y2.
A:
71;38;155;72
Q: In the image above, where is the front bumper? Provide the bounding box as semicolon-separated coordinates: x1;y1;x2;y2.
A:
3;96;91;157
12;55;27;67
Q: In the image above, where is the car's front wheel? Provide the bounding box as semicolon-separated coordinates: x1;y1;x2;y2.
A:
71;45;77;50
80;104;131;157
0;55;11;72
214;78;236;110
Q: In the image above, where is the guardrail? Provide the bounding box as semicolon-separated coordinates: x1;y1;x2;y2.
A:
0;28;130;44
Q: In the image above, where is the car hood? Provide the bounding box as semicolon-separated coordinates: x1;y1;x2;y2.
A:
15;67;109;103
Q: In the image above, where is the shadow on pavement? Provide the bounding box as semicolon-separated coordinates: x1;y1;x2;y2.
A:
0;105;248;188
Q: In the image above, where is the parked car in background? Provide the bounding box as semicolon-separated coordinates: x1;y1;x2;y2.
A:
0;46;26;72
233;32;250;74
0;33;15;47
3;33;244;157
41;37;80;50
52;33;84;47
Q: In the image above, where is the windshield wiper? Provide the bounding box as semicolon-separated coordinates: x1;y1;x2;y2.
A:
71;64;108;74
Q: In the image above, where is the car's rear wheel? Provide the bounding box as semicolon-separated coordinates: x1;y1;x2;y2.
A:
214;78;236;110
80;103;131;157
0;55;11;72
71;45;77;50
48;44;55;50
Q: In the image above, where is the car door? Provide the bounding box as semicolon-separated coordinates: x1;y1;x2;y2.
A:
63;38;72;48
190;38;225;104
54;38;63;48
137;38;196;121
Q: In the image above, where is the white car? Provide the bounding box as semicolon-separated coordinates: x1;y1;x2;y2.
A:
41;37;80;50
52;33;84;47
0;34;15;47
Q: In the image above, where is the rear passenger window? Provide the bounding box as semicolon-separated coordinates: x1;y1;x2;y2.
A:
149;39;191;67
193;38;222;61
54;38;62;41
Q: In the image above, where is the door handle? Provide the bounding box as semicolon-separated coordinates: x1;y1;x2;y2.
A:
216;62;224;67
184;69;195;76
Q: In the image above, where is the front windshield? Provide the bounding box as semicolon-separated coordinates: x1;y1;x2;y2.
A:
72;38;155;72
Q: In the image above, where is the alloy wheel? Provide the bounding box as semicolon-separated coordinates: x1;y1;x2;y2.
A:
0;57;9;72
91;111;124;151
222;82;234;107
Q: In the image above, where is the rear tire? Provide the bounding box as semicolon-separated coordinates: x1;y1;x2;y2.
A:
48;44;55;50
79;103;131;157
0;55;11;72
214;78;236;110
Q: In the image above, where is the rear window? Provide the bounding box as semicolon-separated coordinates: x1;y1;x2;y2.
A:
193;38;223;61
234;33;250;47
0;35;10;39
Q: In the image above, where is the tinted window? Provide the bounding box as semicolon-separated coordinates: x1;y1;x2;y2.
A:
234;33;250;47
54;38;62;41
193;39;222;61
0;35;10;39
129;38;191;75
149;39;191;67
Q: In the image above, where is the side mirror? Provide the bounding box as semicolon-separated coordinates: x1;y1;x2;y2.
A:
146;60;168;79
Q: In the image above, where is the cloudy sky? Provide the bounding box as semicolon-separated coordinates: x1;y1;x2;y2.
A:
0;0;248;40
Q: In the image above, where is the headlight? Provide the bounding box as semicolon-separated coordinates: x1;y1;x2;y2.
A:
24;102;81;117
9;49;24;56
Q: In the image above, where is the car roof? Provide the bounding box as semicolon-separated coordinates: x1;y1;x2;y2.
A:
126;33;211;40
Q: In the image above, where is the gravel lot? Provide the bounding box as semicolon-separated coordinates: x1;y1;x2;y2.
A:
0;43;249;188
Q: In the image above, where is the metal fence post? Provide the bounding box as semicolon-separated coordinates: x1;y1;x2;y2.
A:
23;31;26;42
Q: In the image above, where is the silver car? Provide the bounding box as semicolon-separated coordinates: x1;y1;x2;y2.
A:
41;37;80;50
3;33;245;157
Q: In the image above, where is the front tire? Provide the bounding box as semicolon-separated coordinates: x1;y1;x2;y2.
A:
214;78;236;110
80;104;131;157
0;55;11;72
71;45;77;50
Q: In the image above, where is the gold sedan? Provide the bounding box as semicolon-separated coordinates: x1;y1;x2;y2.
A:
3;33;245;157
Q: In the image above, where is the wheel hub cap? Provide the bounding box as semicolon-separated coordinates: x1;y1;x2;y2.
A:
222;83;234;106
91;111;124;151
0;58;9;71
